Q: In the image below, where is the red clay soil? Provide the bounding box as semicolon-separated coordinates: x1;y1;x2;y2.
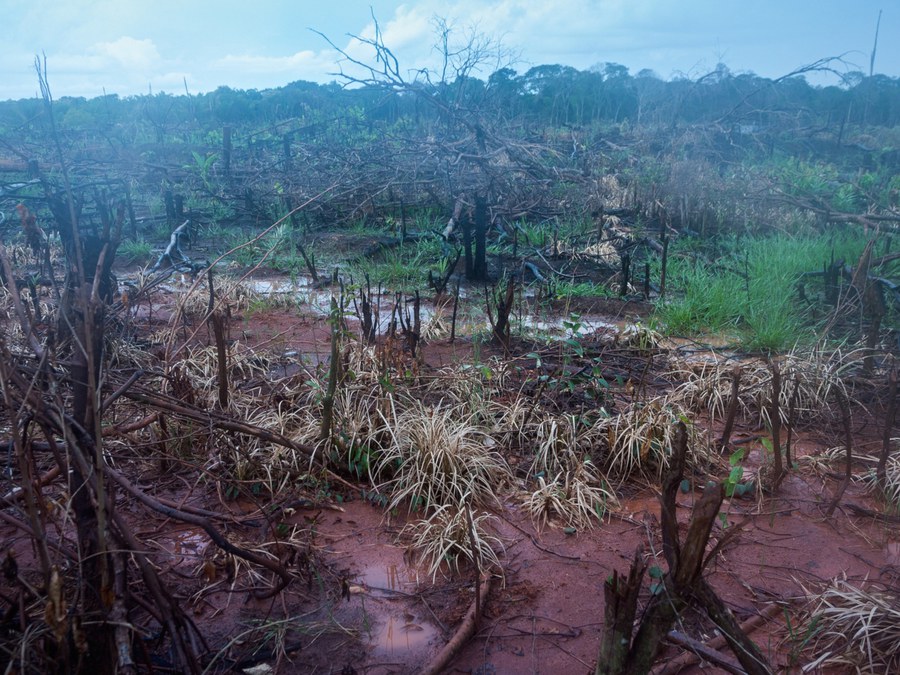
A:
2;282;897;675
329;465;894;674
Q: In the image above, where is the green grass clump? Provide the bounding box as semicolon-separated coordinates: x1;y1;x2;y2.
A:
654;230;871;351
552;280;614;300
118;238;154;264
349;236;445;292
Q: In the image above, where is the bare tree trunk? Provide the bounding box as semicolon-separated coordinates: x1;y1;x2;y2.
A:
877;367;898;493
473;195;488;281
769;361;784;487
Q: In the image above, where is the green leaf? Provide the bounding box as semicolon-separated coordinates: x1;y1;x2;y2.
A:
648;566;664;579
729;448;745;466
679;478;691;493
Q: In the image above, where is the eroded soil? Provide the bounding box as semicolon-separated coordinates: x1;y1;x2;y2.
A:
2;262;897;675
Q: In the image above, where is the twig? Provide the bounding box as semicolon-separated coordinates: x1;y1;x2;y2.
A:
106;466;293;599
664;631;745;674
877;366;898;493
650;604;781;675
826;388;854;517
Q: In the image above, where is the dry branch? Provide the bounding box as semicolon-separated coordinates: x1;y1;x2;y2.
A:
122;387;317;459
420;574;492;675
106;466;293;599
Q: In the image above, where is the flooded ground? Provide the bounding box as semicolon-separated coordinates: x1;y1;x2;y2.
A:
2;260;895;675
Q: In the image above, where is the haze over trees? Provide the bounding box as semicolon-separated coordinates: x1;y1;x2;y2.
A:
0;20;898;675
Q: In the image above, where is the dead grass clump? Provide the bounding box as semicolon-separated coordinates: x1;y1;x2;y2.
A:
526;460;618;530
520;413;619;529
376;400;511;511
599;396;713;483
174;274;271;319
173;342;272;404
529;414;589;476
429;356;512;421
804;578;900;673
876;443;900;510
615;320;662;351
419;295;453;340
669;345;863;430
488;391;534;450
400;504;504;581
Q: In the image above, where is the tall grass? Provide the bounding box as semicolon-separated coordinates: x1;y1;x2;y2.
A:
349;235;446;292
654;230;870;351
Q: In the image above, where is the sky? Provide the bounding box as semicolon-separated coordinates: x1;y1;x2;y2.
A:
2;0;896;101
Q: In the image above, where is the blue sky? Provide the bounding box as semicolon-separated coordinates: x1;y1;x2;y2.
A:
2;0;895;100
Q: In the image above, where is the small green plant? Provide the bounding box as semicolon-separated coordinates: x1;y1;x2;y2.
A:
187;150;219;191
785;608;822;668
718;447;755;527
118;238;153;264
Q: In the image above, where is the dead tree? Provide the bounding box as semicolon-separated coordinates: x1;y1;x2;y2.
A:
596;423;772;675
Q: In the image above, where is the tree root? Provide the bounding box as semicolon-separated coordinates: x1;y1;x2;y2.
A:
421;574;492;675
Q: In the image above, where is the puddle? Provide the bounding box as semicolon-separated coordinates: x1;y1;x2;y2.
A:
153;528;208;569
242;278;335;313
521;314;621;335
340;533;440;662
241;275;636;348
359;562;421;596
368;610;438;657
358;565;438;658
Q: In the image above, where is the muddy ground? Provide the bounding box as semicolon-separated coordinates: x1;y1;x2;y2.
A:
2;248;897;675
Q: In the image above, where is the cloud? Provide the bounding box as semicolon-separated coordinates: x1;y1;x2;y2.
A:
213;50;343;88
1;0;894;100
215;50;332;75
91;37;161;72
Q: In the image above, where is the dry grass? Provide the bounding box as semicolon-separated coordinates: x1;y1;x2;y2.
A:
400;504;504;581
804;578;900;673
526;460;618;530
522;413;619;529
599;396;714;483
877;443;900;510
616;320;662;351
173;274;270;318
375;400;512;512
668;345;866;431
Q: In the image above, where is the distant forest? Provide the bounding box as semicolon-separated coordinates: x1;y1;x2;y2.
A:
2;61;899;141
2;55;898;251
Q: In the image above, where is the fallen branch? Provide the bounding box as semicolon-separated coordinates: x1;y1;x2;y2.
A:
123;388;316;460
650;604;782;675
106;466;293;599
650;604;781;675
846;503;900;522
663;631;744;674
420;574;492;675
150;219;191;272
